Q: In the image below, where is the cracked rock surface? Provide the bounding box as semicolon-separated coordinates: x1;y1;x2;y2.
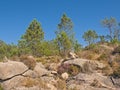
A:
0;60;28;80
0;58;120;90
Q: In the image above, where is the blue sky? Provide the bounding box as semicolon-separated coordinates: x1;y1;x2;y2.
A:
0;0;120;45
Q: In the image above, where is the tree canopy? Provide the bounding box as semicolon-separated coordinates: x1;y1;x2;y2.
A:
18;19;44;56
55;14;75;56
82;30;98;45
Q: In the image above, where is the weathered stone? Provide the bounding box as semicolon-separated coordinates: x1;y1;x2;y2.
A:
1;76;25;90
0;60;28;80
33;63;49;77
61;72;69;80
47;83;57;90
67;72;115;90
48;63;58;71
68;52;78;59
64;58;105;72
23;70;38;78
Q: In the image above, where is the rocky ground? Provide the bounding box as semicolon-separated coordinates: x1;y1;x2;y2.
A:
0;56;120;90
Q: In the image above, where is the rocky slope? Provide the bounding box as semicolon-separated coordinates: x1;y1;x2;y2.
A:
0;57;120;90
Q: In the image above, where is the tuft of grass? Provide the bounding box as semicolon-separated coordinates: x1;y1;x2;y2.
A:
102;65;113;76
20;55;36;70
68;65;81;76
10;56;20;61
97;53;109;61
21;77;48;89
36;56;62;64
54;79;66;90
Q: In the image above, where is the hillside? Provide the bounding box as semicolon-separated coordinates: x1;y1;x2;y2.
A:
0;43;120;90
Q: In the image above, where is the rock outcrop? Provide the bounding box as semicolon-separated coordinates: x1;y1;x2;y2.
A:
0;58;120;90
68;52;78;59
67;73;115;90
0;60;28;80
0;60;56;90
63;58;105;73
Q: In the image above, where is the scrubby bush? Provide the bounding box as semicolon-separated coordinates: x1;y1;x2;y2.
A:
20;55;36;70
21;77;48;89
68;64;81;76
97;53;109;61
36;56;62;66
57;63;81;76
55;79;66;90
102;65;113;76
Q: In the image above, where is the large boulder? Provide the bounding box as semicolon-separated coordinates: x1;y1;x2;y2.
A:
0;60;60;90
68;84;111;90
64;58;105;72
0;60;28;80
67;72;115;90
24;62;53;78
33;63;49;77
23;70;38;78
1;76;25;90
1;76;49;90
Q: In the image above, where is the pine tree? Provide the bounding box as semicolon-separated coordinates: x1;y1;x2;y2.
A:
18;19;44;56
55;14;75;56
82;30;98;45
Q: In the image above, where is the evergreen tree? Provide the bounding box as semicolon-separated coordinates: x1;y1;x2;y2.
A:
101;17;117;41
18;19;44;56
55;14;75;56
82;30;98;45
74;40;82;53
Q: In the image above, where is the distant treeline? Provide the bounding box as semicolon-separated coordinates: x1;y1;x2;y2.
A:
0;14;120;59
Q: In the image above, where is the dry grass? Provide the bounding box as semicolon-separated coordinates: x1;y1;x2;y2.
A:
54;79;66;90
10;56;20;61
21;77;48;89
20;55;36;70
101;65;113;76
36;55;62;64
97;53;110;61
77;50;99;60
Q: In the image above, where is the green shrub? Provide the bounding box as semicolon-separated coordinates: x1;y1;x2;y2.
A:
110;39;119;45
